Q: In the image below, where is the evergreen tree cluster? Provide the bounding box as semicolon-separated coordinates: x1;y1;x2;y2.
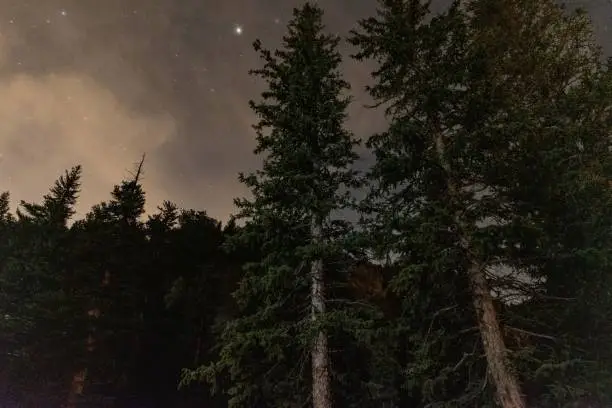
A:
2;1;612;407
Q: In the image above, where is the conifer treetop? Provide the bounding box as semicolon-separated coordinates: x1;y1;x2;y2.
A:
239;2;359;222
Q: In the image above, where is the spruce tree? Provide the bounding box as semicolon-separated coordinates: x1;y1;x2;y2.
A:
0;167;85;405
350;0;612;406
182;3;361;407
0;192;13;226
17;165;82;226
67;159;149;405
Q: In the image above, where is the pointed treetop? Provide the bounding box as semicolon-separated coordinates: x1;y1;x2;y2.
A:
17;165;82;226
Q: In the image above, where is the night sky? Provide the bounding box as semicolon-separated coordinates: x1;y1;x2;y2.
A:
0;0;610;222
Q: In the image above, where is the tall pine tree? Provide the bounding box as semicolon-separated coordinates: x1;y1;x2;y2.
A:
350;0;612;406
0;167;86;405
67;158;149;406
183;3;361;407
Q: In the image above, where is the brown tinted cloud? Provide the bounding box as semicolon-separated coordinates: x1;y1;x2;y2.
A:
0;2;176;220
0;0;377;222
0;0;608;222
0;71;175;217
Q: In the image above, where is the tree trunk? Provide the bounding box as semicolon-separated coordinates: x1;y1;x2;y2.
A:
434;133;525;408
467;260;525;408
66;270;110;407
66;368;87;408
310;217;332;408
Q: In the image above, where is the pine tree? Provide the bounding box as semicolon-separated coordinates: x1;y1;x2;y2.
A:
160;207;244;406
350;0;612;406
0;192;13;223
182;3;361;407
0;167;85;405
67;158;149;405
17;165;82;226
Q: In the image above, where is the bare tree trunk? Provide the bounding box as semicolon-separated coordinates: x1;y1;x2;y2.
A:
310;217;332;408
66;270;110;407
434;134;525;408
66;368;87;408
193;318;205;366
467;261;525;408
65;332;95;408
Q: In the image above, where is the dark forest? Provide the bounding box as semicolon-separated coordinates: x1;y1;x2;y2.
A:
2;1;612;407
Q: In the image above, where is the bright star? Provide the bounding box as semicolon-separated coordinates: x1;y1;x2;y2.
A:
59;9;67;16
234;24;243;35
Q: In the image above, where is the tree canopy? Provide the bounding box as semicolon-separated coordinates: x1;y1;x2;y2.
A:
1;1;612;407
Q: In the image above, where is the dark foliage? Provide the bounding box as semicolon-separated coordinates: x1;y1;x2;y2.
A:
1;1;612;407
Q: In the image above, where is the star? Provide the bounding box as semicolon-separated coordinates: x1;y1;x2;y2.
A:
59;9;67;17
233;24;243;36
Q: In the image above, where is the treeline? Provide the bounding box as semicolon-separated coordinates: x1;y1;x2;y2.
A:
0;162;246;407
2;0;612;407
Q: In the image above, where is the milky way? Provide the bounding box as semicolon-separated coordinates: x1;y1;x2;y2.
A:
0;0;609;221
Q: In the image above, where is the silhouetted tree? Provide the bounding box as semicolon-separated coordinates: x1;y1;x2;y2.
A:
181;3;370;407
0;167;85;406
350;0;612;406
